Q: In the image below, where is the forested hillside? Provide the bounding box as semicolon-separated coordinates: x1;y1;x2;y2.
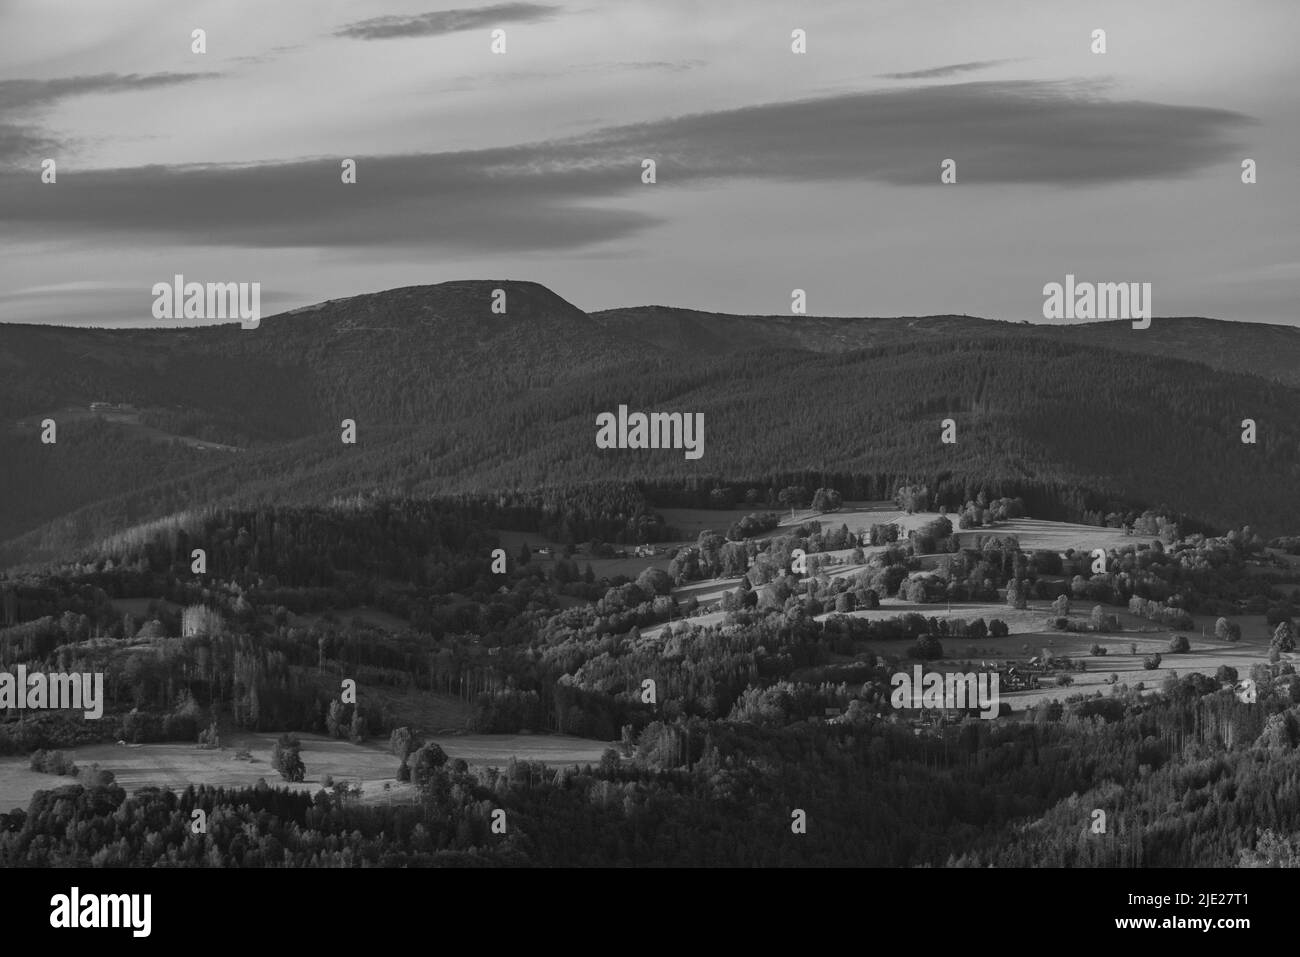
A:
3;500;1300;867
592;307;1300;388
3;281;1299;566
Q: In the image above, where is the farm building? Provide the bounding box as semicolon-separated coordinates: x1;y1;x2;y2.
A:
998;666;1041;691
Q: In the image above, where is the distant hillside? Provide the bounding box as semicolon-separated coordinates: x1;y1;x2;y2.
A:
592;307;1300;388
0;281;643;429
2;281;1299;565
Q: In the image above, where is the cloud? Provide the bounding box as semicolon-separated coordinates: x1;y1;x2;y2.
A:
519;79;1254;188
622;60;703;73
0;280;141;298
437;58;704;92
0;80;1256;253
877;59;1018;80
231;44;305;66
0;124;55;166
0;73;219;113
0;280;305;327
0;73;219;167
335;3;559;40
0;150;660;253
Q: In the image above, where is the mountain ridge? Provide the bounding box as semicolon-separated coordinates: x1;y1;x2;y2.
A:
2;280;1299;565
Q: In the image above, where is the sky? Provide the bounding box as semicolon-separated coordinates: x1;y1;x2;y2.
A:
0;0;1296;326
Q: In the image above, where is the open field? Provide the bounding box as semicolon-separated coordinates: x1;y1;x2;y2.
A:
820;511;1159;555
0;730;615;813
777;505;1161;553
885;637;1281;713
490;507;1152;592
645;574;747;638
491;504;887;585
672;576;744;604
921;602;1285;712
663;509;1164;590
995;644;1283;712
956;517;1159;553
820;598;1084;634
655;584;1289;714
643;609;726;639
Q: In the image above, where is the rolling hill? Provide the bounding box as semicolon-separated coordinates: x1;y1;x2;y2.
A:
591;307;1300;387
2;280;1298;566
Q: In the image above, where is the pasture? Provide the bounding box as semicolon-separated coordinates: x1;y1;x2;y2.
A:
0;730;615;813
920;601;1283;712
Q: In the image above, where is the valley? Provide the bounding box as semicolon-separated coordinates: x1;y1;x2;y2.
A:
2;281;1299;868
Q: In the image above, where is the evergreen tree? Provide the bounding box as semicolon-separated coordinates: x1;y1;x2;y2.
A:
271;734;305;783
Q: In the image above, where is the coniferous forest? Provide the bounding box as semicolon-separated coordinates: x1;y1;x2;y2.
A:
8;6;1300;942
4;283;1300;566
3;283;1300;870
1;479;1299;867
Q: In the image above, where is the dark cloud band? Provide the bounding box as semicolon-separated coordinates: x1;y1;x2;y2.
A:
0;80;1255;252
0;72;219;113
335;3;558;40
877;59;1016;80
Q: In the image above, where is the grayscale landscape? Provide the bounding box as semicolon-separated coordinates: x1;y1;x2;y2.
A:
0;0;1298;874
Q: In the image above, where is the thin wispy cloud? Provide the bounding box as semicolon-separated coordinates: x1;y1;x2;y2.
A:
622;60;703;73
439;59;704;92
0;280;140;298
0;281;304;327
0;73;219;112
231;45;305;66
0;73;219;166
0;125;53;166
335;3;559;40
877;59;1017;80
